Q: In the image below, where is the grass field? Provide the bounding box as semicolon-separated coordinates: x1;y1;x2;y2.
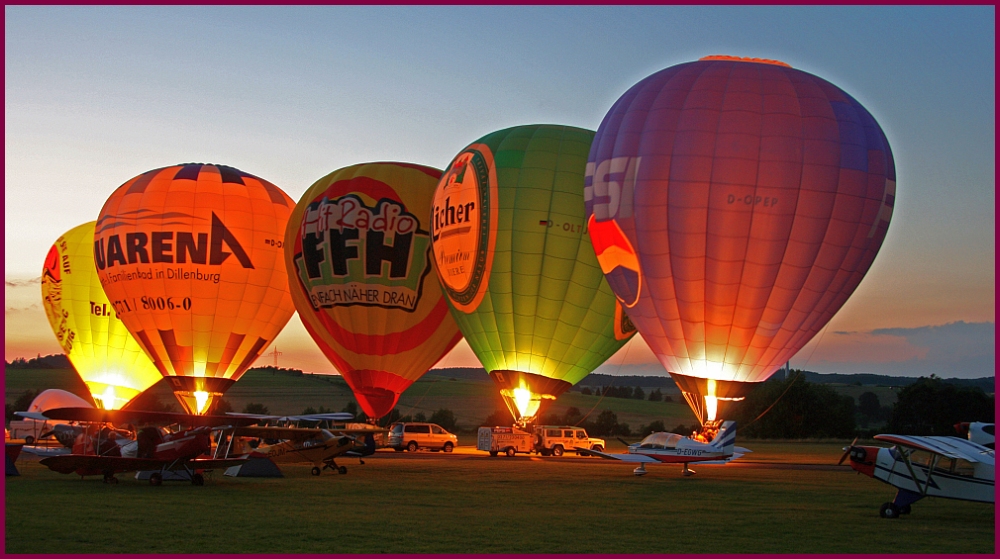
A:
5;448;994;554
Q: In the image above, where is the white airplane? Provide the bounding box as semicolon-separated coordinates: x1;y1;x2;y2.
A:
954;421;995;449
841;434;995;518
577;420;750;476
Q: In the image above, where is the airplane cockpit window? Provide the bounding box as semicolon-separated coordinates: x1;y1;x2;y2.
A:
952;458;976;477
638;432;682;449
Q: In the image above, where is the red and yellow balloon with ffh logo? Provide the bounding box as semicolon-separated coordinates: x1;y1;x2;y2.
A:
94;163;296;414
284;162;462;419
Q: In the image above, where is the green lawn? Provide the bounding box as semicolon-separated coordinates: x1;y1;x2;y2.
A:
6;450;994;554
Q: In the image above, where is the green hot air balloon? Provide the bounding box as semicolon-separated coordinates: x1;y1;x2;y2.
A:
431;124;635;424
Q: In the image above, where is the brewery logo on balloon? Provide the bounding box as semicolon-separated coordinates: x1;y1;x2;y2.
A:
292;194;431;312
431;145;498;313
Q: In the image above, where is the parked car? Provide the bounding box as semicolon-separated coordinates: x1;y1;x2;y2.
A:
477;425;534;457
388;422;458;452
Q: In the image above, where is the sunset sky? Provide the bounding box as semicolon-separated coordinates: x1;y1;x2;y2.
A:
5;6;994;379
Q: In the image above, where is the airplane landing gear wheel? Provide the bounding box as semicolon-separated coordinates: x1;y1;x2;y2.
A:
879;502;900;519
311;467;321;476
191;473;204;486
338;465;347;475
149;473;163;486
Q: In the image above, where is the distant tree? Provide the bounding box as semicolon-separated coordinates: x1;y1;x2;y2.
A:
564;407;582;425
480;409;512;427
211;398;233;415
381;408;402;426
857;391;881;419
888;376;994;435
413;412;427;422
637;420;666;437
731;376;856;439
5;390;41;422
539;412;563;425
648;389;663;402
581;387;592;396
672;424;697;437
429;408;457;432
341;401;359;417
662;394;673;403
243;402;269;415
633;387;645;400
593;410;619;436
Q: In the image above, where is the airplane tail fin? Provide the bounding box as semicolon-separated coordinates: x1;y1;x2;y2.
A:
709;421;736;455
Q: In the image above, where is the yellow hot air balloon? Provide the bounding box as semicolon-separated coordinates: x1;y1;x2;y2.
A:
94;163;296;414
285;162;463;419
40;222;162;409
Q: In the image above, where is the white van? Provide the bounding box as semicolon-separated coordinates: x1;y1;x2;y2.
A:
388;422;458;452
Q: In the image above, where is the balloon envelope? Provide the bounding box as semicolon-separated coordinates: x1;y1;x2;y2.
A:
41;222;162;410
94;164;296;414
586;56;895;422
432;124;635;423
285;162;462;419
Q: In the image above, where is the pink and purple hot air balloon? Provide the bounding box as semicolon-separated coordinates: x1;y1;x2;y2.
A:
585;55;895;424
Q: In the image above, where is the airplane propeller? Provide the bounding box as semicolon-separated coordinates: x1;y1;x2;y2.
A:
838;437;859;465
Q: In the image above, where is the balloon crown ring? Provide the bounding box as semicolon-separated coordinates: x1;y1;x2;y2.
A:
700;55;791;68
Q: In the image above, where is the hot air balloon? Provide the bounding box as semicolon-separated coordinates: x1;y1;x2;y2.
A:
94;164;296;414
284;162;463;419
40;223;162;410
586;56;895;424
431;124;635;425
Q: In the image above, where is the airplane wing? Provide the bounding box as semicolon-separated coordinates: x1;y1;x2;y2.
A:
13;411;51;421
40;407;261;427
20;445;69;458
233;426;329;440
574;447;660;463
226;412;355;423
874;434;992;463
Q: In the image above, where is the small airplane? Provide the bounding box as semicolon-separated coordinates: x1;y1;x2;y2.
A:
953;421;995;449
577;420;750;476
840;433;995;518
33;407;260;486
229;424;380;476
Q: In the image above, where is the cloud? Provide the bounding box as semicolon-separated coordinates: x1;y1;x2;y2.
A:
5;303;39;315
806;321;995;378
5;276;41;288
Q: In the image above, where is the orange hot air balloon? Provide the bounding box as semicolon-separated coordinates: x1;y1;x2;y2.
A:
41;222;162;409
94;163;296;414
284;162;462;419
